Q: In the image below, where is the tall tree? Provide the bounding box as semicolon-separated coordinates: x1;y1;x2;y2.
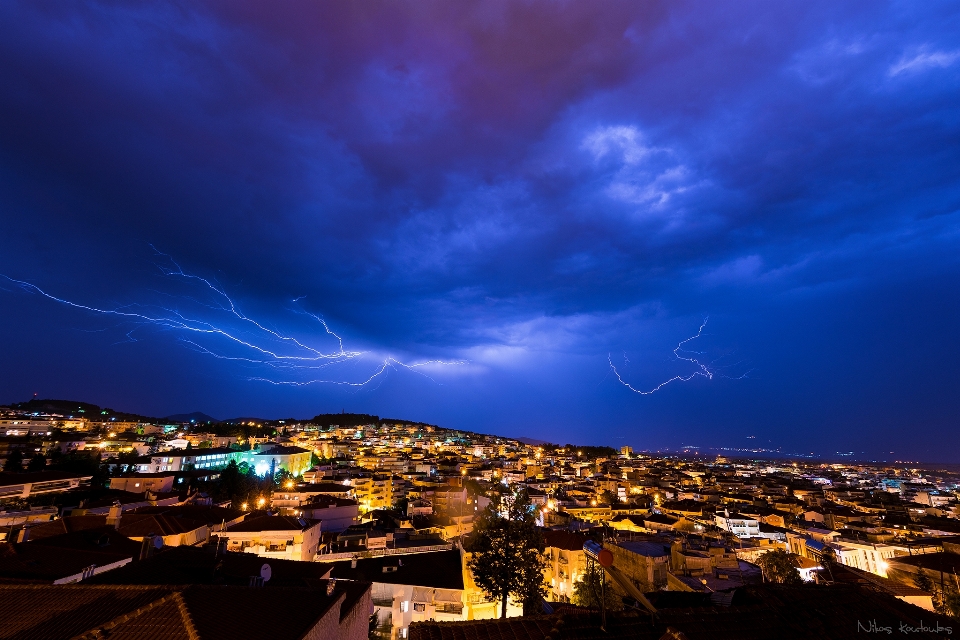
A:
468;488;546;618
27;452;47;472
914;565;934;592
3;449;23;472
573;560;623;610
758;549;802;584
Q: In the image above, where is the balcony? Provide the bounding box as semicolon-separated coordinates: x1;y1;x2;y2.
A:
435;603;464;615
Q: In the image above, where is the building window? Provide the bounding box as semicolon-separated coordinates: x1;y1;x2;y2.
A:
400;601;409;612
413;603;426;612
399;629;408;639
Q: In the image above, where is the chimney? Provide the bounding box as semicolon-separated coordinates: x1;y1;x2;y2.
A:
16;526;29;543
107;502;122;530
139;536;152;561
350;558;357;569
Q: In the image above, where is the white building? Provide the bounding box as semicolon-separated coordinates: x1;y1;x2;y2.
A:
715;512;760;538
831;540;898;578
330;549;466;639
221;515;322;562
148;448;242;472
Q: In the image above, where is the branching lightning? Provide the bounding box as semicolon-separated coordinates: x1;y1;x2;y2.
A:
1;252;465;389
609;318;749;395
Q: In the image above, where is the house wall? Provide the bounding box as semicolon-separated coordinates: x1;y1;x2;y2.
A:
543;546;586;602
371;583;465;640
109;476;176;493
338;588;374;640
224;522;321;561
607;544;668;591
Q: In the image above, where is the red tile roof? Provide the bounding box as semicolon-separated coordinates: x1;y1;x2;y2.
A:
0;582;370;640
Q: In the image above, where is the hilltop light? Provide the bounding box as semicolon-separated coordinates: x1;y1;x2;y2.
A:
257;497;266;508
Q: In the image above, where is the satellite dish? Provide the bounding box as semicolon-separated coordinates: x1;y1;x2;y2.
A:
153;536;164;550
260;563;272;582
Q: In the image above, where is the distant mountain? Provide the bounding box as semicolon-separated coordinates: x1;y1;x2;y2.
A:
515;436;549;446
221;417;272;424
311;412;380;427
163;412;219;424
4;398;159;422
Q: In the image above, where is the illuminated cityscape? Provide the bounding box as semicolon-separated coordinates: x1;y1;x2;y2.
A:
1;403;960;637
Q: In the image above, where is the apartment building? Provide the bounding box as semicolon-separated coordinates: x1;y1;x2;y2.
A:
220;514;322;562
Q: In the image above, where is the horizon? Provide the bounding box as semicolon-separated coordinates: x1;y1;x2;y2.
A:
5;395;960;470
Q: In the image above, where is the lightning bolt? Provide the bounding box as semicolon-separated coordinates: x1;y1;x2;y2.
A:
1;252;464;388
608;318;748;395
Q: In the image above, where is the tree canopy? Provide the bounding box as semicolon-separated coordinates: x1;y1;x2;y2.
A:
758;549;802;584
467;487;546;618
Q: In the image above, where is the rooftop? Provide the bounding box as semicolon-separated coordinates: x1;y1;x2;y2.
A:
411;583;954;639
86;546;334;587
330;548;464;590
0;583;367;640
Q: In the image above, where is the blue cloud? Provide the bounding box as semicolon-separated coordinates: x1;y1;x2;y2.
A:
1;0;960;460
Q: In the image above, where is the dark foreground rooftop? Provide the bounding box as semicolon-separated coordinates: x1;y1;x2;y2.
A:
0;582;370;640
411;583;955;640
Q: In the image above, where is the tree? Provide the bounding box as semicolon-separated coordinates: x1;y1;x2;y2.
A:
943;591;960;619
3;449;23;472
27;452;47;472
214;460;266;508
758;549;802;584
274;467;295;487
573;560;623;610
598;490;620;506
914;565;934;592
467;488;546;618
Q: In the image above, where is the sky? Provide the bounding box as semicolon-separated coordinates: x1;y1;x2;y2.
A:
1;1;959;462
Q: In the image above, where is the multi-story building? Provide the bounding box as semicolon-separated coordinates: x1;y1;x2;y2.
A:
831;540;898;578
542;530;589;602
331;549;466;639
148;448;242;472
220;514;322;562
715;511;760;538
249;445;313;477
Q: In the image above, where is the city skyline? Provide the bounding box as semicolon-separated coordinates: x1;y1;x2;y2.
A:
2;1;960;461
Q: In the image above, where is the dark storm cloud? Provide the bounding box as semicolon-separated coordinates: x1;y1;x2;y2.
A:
2;0;959;459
